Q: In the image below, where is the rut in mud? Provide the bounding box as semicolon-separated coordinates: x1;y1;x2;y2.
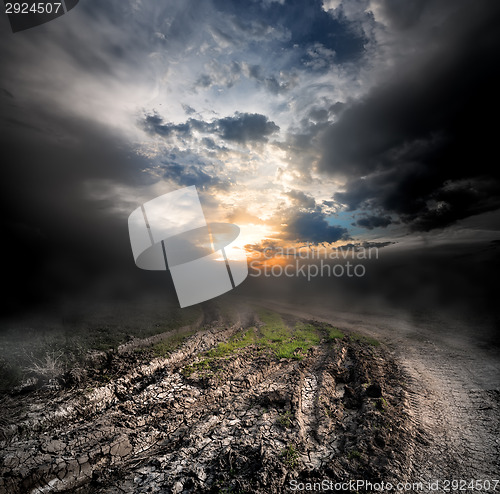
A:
1;307;418;493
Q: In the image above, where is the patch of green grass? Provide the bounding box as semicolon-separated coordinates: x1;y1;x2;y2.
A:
294;323;321;345
153;329;198;357
182;328;259;379
280;444;300;469
182;358;214;377
348;450;362;460
326;327;344;340
375;397;388;411
277;410;294;428
349;333;380;347
178;310;325;377
207;328;257;358
257;308;289;344
273;322;321;359
255;310;322;360
274;342;301;359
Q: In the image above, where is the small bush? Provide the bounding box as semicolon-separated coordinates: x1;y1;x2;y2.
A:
24;350;65;381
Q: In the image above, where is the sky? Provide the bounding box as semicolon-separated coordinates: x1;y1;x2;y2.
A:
1;0;499;316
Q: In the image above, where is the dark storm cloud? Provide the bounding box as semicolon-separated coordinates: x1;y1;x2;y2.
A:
0;2;217;314
409;179;500;232
142;112;279;144
316;0;500;231
356;215;392;230
215;112;279;143
142;113;191;137
308;107;329;123
335;167;500;232
334;164;431;215
0;111;166;313
283;209;349;244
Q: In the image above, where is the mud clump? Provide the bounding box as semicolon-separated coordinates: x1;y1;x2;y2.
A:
0;313;415;494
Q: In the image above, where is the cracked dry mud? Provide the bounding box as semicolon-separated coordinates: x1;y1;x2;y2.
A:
258;301;500;489
0;305;498;493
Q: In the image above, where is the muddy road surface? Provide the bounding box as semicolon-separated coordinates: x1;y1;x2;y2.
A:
258;299;500;485
1;302;498;493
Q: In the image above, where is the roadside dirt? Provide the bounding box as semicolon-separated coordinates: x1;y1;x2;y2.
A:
0;306;419;493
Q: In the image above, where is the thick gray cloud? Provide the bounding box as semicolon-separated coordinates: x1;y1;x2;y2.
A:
159;153;229;191
317;0;500;231
216;113;279;143
356;215;392;230
282;209;349;244
1;0;499;317
0;109;162;313
284;189;316;209
142;114;192;138
212;0;367;67
142;112;279;144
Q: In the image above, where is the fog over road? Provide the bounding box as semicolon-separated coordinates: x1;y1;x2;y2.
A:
255;298;500;484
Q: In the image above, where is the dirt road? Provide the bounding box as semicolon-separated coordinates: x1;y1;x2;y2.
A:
1;306;418;493
1;302;498;493
258;299;500;484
